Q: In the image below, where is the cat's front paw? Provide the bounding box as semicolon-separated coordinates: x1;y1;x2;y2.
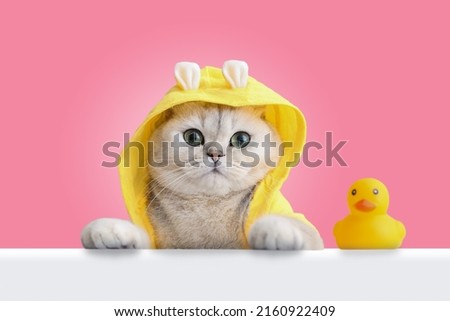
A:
81;218;151;249
248;215;304;250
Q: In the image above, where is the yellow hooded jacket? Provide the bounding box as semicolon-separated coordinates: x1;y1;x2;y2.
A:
118;61;320;248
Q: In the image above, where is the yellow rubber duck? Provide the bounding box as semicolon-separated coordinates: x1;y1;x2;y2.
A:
334;178;406;249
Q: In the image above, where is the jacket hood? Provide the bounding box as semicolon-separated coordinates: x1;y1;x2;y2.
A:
118;61;312;248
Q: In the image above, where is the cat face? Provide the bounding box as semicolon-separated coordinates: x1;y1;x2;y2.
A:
149;102;281;196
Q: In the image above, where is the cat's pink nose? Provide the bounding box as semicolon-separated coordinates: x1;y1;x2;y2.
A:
207;146;224;162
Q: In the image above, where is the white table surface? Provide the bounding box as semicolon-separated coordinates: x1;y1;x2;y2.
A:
0;249;448;300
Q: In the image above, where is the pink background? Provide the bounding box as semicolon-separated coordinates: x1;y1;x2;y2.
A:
1;1;449;248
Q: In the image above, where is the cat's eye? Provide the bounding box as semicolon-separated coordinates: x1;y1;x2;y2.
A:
230;131;250;148
183;129;204;146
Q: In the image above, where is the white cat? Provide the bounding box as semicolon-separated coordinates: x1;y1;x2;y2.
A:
82;102;323;250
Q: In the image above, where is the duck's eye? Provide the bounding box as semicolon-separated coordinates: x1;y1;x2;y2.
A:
183;129;204;146
373;188;379;195
351;189;357;195
230;131;250;148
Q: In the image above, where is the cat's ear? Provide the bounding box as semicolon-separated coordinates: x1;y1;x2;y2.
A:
162;108;174;120
252;106;266;119
175;62;201;90
222;60;248;88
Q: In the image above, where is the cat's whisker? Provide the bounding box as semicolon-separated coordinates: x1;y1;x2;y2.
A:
147;171;191;208
146;178;184;200
146;169;183;189
145;168;187;197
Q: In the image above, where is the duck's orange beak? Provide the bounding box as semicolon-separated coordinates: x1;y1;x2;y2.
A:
355;199;376;212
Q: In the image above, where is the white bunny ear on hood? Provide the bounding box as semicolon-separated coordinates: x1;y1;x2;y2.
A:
222;60;249;88
175;62;201;90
